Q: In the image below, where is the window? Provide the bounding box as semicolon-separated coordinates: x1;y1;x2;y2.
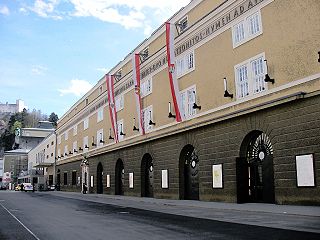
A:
64;172;68;185
83;136;89;152
97;129;104;147
57;136;61;145
141;79;152;98
83;118;89;130
47;144;49;148
73;141;77;153
142;105;153;132
85;98;89;105
65;131;68;141
57;149;61;158
140;47;149;61
177;16;188;33
73;125;77;136
232;11;262;48
176;51;195;78
235;53;267;99
115;95;124;112
64;145;68;156
97;108;104;122
51;141;54;145
117;119;124;141
180;85;197;119
99;86;103;94
51;153;53;157
72;171;77;185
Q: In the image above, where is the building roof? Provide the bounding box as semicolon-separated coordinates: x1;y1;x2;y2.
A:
4;149;30;155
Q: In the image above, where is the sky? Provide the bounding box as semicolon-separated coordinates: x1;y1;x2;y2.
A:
0;0;190;118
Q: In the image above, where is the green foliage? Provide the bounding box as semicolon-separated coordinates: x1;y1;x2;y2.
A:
49;112;59;127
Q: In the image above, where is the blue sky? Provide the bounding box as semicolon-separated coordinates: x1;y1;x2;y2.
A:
0;0;189;118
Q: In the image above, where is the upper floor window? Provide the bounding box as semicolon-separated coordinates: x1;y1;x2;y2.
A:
115;95;124;112
64;145;68;156
141;79;152;98
177;16;188;34
97;108;104;122
65;131;68;141
83;117;89;130
57;136;61;145
99;86;103;94
180;85;197;119
57;149;61;158
176;51;195;78
142;105;153;132
234;53;267;99
73;141;77;153
85;98;89;106
117;119;124;142
97;129;104;147
83;136;89;152
140;47;149;62
232;11;262;48
73;125;77;136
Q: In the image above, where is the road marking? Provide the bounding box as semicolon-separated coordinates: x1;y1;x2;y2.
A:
0;202;41;240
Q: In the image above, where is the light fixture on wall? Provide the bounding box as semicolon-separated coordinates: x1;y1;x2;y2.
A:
99;133;105;144
168;102;176;118
78;147;83;152
133;118;139;131
85;144;89;149
120;124;126;136
60;154;64;158
69;151;73;155
223;77;233;98
64;152;68;156
108;128;114;140
149;111;156;125
91;136;96;147
264;60;275;84
192;91;201;110
73;149;78;153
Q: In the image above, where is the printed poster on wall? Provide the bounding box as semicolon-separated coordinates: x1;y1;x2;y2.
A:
161;170;168;189
212;164;223;188
129;172;134;188
296;154;315;187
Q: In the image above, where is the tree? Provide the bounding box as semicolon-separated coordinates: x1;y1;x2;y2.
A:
49;112;59;127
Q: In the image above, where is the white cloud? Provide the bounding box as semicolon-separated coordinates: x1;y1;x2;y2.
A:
21;0;190;35
96;67;109;73
31;65;48;75
0;5;10;15
58;79;93;97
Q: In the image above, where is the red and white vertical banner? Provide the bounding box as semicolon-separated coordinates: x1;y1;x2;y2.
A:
165;22;184;122
106;74;118;143
132;54;145;135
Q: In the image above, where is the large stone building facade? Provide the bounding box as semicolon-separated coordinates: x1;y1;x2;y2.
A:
55;0;320;205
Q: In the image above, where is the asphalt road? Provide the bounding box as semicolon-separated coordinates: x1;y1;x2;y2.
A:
0;191;319;240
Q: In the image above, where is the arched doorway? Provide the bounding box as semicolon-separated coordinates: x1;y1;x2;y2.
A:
56;169;61;191
115;159;124;195
179;144;199;200
97;162;103;194
141;153;154;198
237;131;275;203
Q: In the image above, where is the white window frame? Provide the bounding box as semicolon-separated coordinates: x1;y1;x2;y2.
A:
57;136;61;145
232;11;263;48
97;129;104;147
142;105;153;132
64;145;68;156
97;107;104;122
180;85;197;120
234;52;267;99
115;95;124;112
83;117;89;130
176;50;195;78
73;125;77;136
73;141;77;153
141;78;152;98
65;131;68;141
117;119;124;142
83;136;89;152
57;149;61;158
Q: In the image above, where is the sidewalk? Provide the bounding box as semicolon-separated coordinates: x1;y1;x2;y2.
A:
46;191;320;233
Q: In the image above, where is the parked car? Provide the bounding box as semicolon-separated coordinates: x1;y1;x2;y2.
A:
0;183;7;190
23;183;34;192
48;185;55;191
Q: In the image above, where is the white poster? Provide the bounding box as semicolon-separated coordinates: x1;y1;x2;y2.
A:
296;154;315;187
106;174;110;188
161;170;168;189
129;172;134;188
90;175;94;187
212;164;223;188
